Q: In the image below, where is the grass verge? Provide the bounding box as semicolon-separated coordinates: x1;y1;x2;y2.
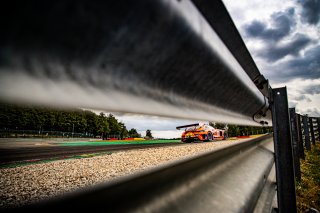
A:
296;141;320;212
60;139;181;146
0;152;113;169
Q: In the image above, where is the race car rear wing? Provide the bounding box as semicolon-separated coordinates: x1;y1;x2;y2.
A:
176;123;200;130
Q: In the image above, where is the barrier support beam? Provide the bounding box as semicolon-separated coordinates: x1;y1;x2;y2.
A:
271;87;297;213
318;118;320;141
302;116;311;150
296;114;305;160
309;118;316;145
289;108;301;181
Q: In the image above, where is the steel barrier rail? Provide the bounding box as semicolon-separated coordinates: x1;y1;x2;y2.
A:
9;134;276;212
0;0;271;126
191;0;271;100
0;1;297;212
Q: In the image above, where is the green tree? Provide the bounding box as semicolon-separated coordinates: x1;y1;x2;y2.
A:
107;114;121;137
84;110;98;136
0;103;133;139
128;128;141;138
97;112;110;139
227;124;240;137
209;122;226;129
119;122;128;139
146;129;153;139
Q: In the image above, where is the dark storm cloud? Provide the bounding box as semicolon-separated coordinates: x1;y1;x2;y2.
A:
266;44;320;82
299;108;320;117
293;94;312;102
258;34;312;62
301;85;320;95
244;8;296;41
288;101;298;108
286;44;320;77
297;0;320;25
244;21;266;37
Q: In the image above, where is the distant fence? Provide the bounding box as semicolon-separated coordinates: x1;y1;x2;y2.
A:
289;109;320;181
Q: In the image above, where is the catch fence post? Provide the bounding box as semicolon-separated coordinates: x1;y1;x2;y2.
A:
289;108;301;181
317;118;320;141
296;114;305;160
271;87;297;213
309;118;315;145
302;116;311;150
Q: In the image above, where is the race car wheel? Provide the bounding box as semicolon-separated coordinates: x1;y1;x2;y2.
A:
182;138;192;143
207;133;213;142
223;132;228;140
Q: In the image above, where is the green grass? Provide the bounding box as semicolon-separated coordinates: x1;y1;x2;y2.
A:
0;151;113;169
296;142;320;212
60;139;181;146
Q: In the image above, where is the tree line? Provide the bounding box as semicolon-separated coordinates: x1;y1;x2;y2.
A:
0;103;142;139
0;103;270;139
209;122;272;137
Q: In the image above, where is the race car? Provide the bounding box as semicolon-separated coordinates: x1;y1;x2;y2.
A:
176;123;227;142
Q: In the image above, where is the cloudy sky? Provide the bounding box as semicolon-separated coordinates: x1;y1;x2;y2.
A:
104;0;320;138
222;0;320;117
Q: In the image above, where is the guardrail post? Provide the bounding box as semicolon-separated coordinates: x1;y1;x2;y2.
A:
296;114;305;160
302;116;311;150
309;118;316;145
317;118;320;141
271;87;297;213
289;109;301;181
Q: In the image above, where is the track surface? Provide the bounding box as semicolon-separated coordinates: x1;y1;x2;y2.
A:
0;142;183;164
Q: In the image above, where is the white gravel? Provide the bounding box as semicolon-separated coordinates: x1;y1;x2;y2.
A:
0;138;253;208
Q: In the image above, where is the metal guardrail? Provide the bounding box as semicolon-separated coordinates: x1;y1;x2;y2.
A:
0;0;271;126
0;0;319;212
